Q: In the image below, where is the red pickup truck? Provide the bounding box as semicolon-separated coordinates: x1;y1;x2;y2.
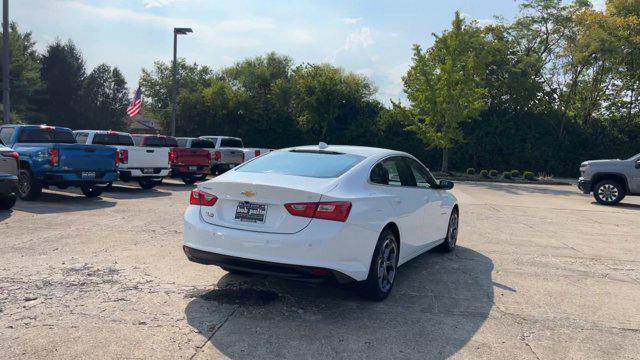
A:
131;134;211;185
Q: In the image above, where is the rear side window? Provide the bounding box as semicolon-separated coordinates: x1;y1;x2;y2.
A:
18;128;76;144
191;139;215;148
93;133;134;146
143;136;178;147
370;157;414;187
0;127;15;145
220;138;243;148
236;150;364;178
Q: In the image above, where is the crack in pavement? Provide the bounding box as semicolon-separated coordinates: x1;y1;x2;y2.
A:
189;305;240;360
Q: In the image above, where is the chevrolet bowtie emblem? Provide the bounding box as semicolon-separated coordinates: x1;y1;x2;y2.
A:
241;191;256;197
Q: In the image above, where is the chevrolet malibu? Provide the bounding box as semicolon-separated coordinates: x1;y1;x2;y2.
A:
183;144;459;300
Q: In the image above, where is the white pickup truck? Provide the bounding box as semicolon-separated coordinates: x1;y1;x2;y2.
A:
74;130;170;189
198;136;272;174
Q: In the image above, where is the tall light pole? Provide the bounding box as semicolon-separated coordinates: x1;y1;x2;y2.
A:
170;27;192;136
2;0;9;124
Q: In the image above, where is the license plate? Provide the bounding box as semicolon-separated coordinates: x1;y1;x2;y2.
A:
142;168;154;174
234;202;267;223
81;171;96;180
189;166;197;171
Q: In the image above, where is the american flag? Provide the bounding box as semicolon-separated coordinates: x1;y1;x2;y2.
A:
127;87;142;117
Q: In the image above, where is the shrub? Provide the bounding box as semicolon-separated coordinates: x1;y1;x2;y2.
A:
466;168;475;175
489;170;498;177
510;170;520;178
480;169;489;178
523;171;535;180
502;171;512;179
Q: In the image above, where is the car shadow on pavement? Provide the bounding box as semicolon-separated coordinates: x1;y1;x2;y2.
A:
12;191;116;214
184;246;494;359
589;201;640;211
0;209;12;222
462;181;578;196
100;184;172;200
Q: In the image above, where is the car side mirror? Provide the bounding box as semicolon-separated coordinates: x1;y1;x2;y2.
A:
438;179;454;190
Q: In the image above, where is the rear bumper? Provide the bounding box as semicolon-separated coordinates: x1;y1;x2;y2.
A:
171;165;210;177
578;178;592;194
0;175;18;195
38;171;118;185
119;168;170;178
183;245;354;283
183;205;377;282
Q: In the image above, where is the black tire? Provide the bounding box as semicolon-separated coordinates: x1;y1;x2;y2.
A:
359;229;399;301
0;194;17;210
199;173;208;181
81;184;104;198
437;209;459;252
17;169;42;201
221;266;250;275
593;180;626;205
138;179;157;190
182;176;197;185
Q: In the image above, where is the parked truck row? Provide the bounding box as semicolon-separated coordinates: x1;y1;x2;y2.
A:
0;124;272;210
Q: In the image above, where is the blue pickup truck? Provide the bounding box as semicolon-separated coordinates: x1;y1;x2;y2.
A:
0;125;119;200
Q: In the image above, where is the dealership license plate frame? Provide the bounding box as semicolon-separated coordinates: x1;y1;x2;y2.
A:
234;202;267;224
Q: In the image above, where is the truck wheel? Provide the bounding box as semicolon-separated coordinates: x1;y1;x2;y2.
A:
0;194;17;210
182;176;197;185
593;180;626;205
138;179;157;190
81;184;104;198
17;169;42;201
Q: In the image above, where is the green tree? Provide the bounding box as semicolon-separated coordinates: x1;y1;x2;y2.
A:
291;63;378;143
40;40;86;128
139;59;212;132
79;64;129;130
0;23;42;121
403;11;487;172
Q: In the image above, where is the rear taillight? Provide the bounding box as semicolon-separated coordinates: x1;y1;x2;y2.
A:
169;149;177;164
214;151;221;162
241;152;245;162
189;189;218;206
254;149;261;157
48;148;59;166
284;201;352;222
0;151;19;161
117;149;129;164
206;151;211;162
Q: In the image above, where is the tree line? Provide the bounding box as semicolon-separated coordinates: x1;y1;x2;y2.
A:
2;0;639;177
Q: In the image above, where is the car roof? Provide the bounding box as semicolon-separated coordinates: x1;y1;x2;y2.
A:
285;144;406;158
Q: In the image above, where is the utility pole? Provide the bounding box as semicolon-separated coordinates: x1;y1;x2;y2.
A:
2;0;9;124
170;27;192;137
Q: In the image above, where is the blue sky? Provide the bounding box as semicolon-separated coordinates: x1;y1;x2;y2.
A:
12;0;603;104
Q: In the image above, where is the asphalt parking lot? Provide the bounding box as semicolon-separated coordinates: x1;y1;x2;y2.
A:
0;180;639;359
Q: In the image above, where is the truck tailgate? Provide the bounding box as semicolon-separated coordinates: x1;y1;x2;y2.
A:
220;148;244;164
125;146;170;168
171;148;211;166
58;144;117;170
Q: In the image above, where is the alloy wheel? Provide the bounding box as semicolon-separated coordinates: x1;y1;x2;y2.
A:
597;184;619;203
377;236;398;292
448;212;459;247
18;172;31;197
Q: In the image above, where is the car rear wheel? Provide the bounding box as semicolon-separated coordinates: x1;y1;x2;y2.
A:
0;194;17;210
182;176;197;185
593;180;625;205
359;229;399;301
17;169;42;201
81;184;104;198
138;179;158;190
437;210;459;252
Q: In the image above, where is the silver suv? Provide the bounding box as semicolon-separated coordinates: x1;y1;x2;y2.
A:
578;153;640;205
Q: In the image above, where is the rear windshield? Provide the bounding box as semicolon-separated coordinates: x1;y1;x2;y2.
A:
93;133;134;146
191;139;215;148
235;150;365;178
18;128;76;144
143;136;178;147
220;138;243;148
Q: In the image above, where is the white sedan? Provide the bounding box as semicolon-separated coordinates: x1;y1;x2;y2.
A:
183;144;459;300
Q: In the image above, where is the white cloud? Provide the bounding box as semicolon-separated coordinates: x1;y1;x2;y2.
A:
341;17;363;25
590;0;606;11
460;12;496;27
344;27;374;50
